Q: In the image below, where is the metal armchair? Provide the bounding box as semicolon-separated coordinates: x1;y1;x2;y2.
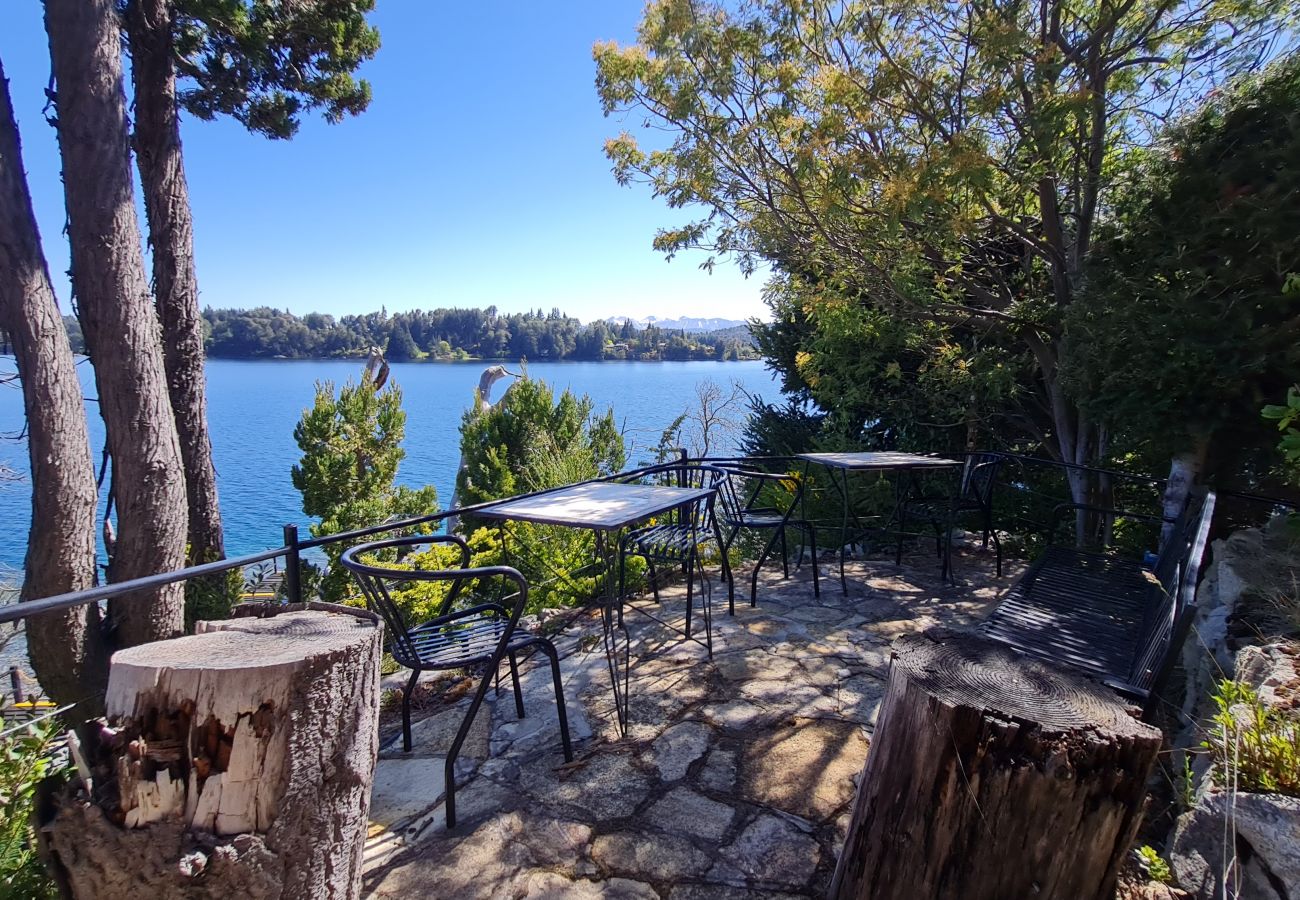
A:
896;452;1003;579
616;463;731;651
341;534;572;828
714;463;819;606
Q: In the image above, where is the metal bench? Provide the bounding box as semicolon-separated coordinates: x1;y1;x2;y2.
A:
982;489;1216;716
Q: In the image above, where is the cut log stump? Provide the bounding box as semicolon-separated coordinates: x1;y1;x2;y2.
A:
829;628;1163;900
45;603;382;900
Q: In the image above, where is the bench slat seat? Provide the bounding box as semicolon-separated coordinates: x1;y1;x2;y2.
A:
982;490;1216;716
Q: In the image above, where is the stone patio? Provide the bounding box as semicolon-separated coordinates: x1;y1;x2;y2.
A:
362;543;1018;899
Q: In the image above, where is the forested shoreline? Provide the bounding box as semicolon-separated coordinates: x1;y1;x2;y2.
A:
42;306;758;363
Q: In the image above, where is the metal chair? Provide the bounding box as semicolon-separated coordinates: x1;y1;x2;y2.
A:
896;452;1003;579
714;462;819;606
616;463;732;650
341;534;572;828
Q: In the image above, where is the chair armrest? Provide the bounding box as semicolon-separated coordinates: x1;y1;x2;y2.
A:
724;468;804;510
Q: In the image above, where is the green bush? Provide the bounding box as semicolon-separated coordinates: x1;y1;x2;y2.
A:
0;719;61;899
292;373;439;601
456;376;627;611
183;565;244;631
1205;678;1300;797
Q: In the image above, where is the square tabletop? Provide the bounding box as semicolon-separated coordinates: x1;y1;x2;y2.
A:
797;451;962;470
475;481;715;531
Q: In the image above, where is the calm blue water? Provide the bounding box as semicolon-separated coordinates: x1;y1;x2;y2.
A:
0;358;776;570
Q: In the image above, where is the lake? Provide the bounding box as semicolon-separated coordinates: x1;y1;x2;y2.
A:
0;357;778;572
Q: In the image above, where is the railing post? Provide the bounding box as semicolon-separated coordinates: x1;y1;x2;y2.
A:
284;524;302;604
9;666;24;705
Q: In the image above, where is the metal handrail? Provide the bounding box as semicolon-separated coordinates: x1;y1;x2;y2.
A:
0;458;698;628
4;450;1294;629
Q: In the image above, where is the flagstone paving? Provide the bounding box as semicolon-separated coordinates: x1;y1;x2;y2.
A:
362;544;1017;899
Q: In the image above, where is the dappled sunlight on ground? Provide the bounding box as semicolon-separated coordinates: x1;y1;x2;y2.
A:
362;540;1019;898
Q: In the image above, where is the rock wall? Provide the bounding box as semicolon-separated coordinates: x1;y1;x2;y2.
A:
1168;518;1299;900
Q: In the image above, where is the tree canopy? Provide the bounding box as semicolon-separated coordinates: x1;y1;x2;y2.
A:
1062;52;1300;485
198;305;757;361
596;0;1296;498
172;0;381;138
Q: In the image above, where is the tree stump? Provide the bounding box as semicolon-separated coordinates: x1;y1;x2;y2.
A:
45;603;382;900
829;629;1163;900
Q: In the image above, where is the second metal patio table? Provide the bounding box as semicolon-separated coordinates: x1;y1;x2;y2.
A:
476;479;716;737
797;452;961;593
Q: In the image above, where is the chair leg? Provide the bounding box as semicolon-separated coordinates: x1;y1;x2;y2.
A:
538;641;573;762
444;666;496;829
751;527;782;606
720;525;739;583
895;505;907;565
507;651;525;719
991;525;1003;577
618;549;628;628
780;530;790;578
806;523;820;597
983;509;1002;576
943;517;957;582
647;559;661;603
402;668;419;753
714;520;736;615
697;550;713;657
684;555;695;638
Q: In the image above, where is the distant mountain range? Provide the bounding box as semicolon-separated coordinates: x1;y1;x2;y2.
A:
604;315;749;333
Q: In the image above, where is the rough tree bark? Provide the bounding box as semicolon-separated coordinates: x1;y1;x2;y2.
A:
126;0;225;566
829;629;1162;900
1161;440;1209;549
44;0;189;646
0;56;105;707
45;605;382;900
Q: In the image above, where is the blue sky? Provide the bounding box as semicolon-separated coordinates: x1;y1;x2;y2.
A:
1;2;768;323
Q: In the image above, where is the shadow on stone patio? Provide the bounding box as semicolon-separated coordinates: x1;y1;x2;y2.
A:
362;542;1020;899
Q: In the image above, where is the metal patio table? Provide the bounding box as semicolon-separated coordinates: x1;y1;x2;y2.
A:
476;479;716;736
797;452;962;593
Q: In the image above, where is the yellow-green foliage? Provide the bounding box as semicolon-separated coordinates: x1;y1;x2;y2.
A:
0;720;61;898
1205;679;1300;797
349;529;501;625
1136;846;1173;885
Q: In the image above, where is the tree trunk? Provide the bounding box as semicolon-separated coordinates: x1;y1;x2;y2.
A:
1160;441;1208;549
44;0;189;647
829;629;1162;900
0;56;105;708
127;0;225;567
45;604;382;899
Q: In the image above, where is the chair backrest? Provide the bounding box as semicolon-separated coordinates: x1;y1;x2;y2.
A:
710;462;795;529
340;534;478;665
625;462;727;529
960;453;1003;508
1129;488;1216;691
